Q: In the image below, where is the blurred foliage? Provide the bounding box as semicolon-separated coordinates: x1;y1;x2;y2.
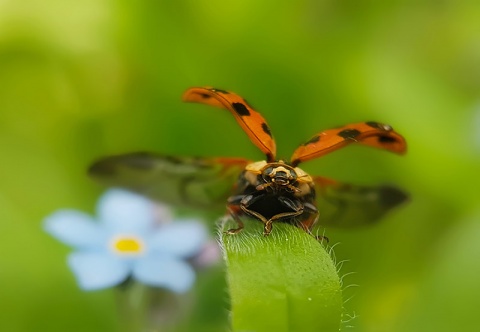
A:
1;0;479;331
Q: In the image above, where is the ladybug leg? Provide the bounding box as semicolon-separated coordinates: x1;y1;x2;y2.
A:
238;193;276;235
263;220;273;236
275;196;303;216
239;194;269;224
298;202;328;242
262;197;304;236
226;193;272;235
224;206;245;235
224;196;246;235
268;197;304;222
297;202;319;232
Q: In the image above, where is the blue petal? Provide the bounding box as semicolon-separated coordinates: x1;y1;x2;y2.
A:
68;252;131;290
148;221;208;258
133;255;195;293
97;189;162;234
44;210;105;249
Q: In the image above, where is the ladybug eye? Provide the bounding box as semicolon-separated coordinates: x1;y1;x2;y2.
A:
263;167;274;176
289;170;297;180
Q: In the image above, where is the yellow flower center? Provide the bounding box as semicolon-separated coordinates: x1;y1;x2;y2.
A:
110;235;145;256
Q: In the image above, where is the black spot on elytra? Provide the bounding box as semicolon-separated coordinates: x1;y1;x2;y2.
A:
210;88;229;94
303;135;320;146
232;102;250;116
261;123;272;137
366;121;392;131
338;129;361;140
378;135;397;144
366;121;381;129
200;93;211;99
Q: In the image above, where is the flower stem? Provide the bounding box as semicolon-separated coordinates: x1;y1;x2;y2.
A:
115;281;192;332
116;281;148;332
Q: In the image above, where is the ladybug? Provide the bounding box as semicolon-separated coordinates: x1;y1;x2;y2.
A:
89;87;407;236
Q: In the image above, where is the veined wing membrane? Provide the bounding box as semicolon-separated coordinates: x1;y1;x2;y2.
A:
313;176;408;229
89;152;249;209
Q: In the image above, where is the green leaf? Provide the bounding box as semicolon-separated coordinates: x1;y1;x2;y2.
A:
220;218;343;332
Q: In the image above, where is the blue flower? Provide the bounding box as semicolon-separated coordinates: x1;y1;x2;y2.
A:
44;189;209;293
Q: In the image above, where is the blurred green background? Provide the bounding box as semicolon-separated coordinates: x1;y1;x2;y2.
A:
1;1;480;331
